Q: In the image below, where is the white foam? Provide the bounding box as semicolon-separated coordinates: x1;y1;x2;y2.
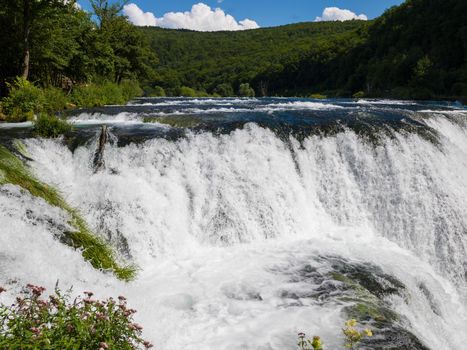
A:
69;112;142;124
1;113;467;349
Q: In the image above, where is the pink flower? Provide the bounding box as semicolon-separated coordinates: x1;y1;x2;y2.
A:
26;284;46;296
30;327;41;335
99;342;109;349
133;323;143;330
118;295;126;301
129;323;143;331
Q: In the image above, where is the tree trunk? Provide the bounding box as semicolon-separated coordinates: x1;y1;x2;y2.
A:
21;0;31;80
93;125;108;172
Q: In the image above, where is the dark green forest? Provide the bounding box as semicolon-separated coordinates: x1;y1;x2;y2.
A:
0;0;466;102
0;0;156;95
143;0;467;99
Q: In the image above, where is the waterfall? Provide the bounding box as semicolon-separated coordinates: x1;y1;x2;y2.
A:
1;98;466;349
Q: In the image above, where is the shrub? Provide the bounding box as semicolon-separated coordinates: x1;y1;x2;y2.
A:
120;80;144;101
179;86;197;97
0;285;153;349
70;82;142;108
42;87;69;114
147;86;166;97
213;83;234;97
1;77;45;122
33;114;73;138
352;91;365;99
309;93;327;99
238;83;255;97
68;85;100;107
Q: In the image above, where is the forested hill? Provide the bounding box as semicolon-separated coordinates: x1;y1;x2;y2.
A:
142;0;467;100
140;21;368;97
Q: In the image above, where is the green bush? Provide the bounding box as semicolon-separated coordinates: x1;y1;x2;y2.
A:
213;83;234;97
179;86;197;97
1;77;45;122
70;82;142;108
309;93;327;99
352;91;365;99
42;87;69;114
238;83;255;97
146;86;166;97
33;114;72;138
120;80;143;101
71;85;105;107
0;285;153;349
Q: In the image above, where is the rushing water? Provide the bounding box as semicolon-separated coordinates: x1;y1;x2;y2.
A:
1;98;467;349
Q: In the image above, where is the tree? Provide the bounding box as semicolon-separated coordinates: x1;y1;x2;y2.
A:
90;0;128;29
238;83;255;97
214;83;234;97
18;0;74;79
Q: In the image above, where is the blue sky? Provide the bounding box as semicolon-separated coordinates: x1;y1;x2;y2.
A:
79;0;405;29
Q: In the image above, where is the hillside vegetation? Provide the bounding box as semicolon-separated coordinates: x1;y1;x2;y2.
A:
142;0;467;100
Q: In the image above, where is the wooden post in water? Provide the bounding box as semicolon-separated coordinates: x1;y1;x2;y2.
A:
93;125;108;172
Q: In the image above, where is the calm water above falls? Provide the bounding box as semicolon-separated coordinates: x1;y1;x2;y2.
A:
1;98;467;349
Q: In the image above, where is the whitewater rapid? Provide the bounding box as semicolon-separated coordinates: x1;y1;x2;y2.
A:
1;98;466;349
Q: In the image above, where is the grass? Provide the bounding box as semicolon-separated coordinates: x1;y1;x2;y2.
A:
0;78;143;122
33;114;73;138
0;145;136;281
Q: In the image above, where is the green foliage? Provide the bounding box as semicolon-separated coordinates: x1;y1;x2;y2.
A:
42;87;69;114
141;21;367;97
309;93;327;99
145;85;166;97
0;285;153;349
33;114;72;138
1;78;45;121
0;79;142;122
238;83;255;97
352;91;365;98
342;319;373;349
0;145;136;281
142;0;467;100
0;0;157;96
70;81;142;107
214;83;234;97
120;80;144;102
179;86;198;97
297;320;372;350
297;333;323;350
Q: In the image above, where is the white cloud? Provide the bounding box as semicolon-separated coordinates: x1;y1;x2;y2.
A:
123;2;259;31
123;3;157;26
315;7;367;22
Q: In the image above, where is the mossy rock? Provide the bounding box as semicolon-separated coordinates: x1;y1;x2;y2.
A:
323;258;429;350
344;302;398;325
0;144;136;281
143;115;202;128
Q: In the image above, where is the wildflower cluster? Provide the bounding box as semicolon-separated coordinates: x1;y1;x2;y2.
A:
0;284;153;349
342;319;372;349
298;319;373;350
297;333;323;350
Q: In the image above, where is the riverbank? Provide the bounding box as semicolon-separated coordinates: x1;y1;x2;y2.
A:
0;78;143;123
